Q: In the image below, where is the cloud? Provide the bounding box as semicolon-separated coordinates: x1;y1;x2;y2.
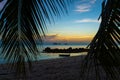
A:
74;4;91;12
75;18;101;23
90;0;96;4
45;34;58;40
74;0;96;13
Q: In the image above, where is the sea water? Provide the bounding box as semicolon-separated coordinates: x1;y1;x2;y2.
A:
37;44;88;59
0;44;88;64
0;44;119;64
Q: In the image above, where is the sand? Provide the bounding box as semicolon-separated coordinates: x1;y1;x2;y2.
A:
0;55;85;80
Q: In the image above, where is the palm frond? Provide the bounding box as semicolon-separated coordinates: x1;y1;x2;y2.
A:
0;0;72;79
0;0;3;2
81;0;120;80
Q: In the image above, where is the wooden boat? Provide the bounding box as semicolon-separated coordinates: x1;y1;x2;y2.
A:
59;53;70;57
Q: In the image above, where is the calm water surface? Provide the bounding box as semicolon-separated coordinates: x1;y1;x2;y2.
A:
0;44;88;64
36;44;88;60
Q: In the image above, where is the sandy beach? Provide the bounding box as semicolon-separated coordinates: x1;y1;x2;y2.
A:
0;55;86;80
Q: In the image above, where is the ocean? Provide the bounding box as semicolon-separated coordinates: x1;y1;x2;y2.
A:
36;44;88;60
0;44;88;64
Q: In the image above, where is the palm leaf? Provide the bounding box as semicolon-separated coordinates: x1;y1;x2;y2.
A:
81;0;120;80
0;0;72;79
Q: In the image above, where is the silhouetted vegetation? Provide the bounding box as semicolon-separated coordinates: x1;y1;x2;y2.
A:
43;47;89;53
0;0;72;79
81;0;120;80
0;0;119;80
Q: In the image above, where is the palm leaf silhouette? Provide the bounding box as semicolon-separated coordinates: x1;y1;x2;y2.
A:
81;0;120;80
0;0;72;79
0;0;3;2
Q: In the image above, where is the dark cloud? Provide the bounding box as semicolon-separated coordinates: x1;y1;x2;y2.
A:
45;34;58;40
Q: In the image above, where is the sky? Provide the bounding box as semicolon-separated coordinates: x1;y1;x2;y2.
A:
0;0;7;10
45;0;103;44
0;0;103;45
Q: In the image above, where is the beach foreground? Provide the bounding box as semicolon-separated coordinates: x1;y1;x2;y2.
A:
0;55;106;80
0;55;85;80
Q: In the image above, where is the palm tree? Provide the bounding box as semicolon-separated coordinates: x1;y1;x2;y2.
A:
0;0;72;79
81;0;120;80
0;0;119;80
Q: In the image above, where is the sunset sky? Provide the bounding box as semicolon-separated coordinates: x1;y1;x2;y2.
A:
45;0;103;44
0;0;103;45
